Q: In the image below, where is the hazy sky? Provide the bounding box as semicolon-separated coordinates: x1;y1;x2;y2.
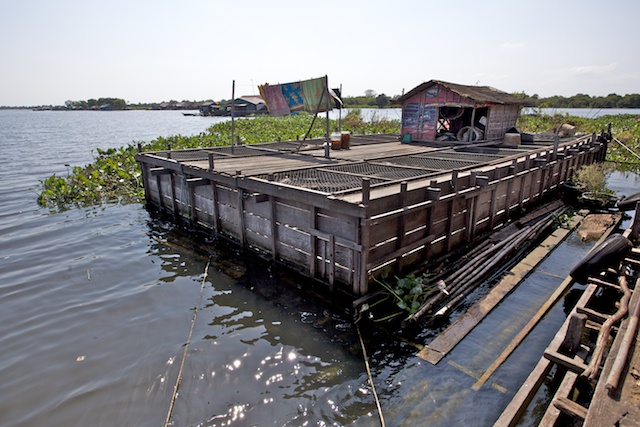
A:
1;0;638;106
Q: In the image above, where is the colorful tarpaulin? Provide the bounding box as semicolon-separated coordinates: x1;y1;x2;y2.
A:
259;76;337;116
258;84;290;117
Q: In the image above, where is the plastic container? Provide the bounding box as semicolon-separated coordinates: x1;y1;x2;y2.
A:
340;131;351;149
330;132;341;150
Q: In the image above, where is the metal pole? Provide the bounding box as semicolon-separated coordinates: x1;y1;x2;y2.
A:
324;75;330;159
338;83;342;132
231;80;236;145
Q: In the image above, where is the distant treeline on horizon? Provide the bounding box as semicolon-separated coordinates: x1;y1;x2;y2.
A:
3;92;640;110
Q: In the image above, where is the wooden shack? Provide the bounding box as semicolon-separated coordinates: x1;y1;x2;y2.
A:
396;80;525;143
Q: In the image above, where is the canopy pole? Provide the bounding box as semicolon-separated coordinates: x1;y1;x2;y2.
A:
339;83;343;132
324;75;330;159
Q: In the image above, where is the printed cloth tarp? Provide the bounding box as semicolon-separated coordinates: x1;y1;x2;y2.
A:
259;77;340;116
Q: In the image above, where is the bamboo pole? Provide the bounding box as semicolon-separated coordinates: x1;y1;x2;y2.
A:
606;280;640;392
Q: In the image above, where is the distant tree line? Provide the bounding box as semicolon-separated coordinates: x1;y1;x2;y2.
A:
342;90;640;109
62;98;218;110
342;89;392;108
6;90;639;111
509;92;640;109
65;98;129;110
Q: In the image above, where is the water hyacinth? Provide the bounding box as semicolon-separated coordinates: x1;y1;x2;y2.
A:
37;110;400;210
37;111;639;211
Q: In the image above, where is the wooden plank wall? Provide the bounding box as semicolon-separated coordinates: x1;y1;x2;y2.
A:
139;136;603;297
362;138;602;291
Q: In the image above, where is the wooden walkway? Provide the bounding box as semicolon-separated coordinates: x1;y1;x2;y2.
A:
495;207;640;427
136;133;607;296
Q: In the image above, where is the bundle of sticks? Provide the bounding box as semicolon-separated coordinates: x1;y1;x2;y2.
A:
405;206;566;325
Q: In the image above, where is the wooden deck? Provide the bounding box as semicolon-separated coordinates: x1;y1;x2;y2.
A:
135;133;607;297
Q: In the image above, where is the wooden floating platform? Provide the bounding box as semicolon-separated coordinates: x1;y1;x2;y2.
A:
135;133;607;297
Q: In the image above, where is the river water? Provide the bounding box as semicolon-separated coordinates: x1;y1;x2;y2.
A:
0;109;638;427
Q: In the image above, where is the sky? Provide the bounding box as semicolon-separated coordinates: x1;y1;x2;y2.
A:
1;0;639;106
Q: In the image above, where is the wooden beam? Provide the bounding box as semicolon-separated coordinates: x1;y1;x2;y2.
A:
493;285;597;427
543;349;588;373
553;397;588;420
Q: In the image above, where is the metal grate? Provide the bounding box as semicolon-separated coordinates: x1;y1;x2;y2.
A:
425;150;505;163
454;147;529;156
206;145;275;157
164;149;210;161
324;162;433;180
258;169;386;193
253;141;320;152
380;156;479;170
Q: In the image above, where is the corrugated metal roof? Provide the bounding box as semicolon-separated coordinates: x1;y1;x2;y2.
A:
395;80;526;105
237;95;265;105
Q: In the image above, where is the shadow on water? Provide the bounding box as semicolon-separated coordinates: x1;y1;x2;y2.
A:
142;213;381;426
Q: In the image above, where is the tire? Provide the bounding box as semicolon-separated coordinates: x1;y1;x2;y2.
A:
617;191;640;211
570;234;633;283
456;126;484;142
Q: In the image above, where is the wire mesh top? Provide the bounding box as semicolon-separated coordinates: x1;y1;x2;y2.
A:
378;156;479;170
323;162;434;180
257;169;387;193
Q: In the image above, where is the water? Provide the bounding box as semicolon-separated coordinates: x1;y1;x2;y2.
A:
0;109;638;427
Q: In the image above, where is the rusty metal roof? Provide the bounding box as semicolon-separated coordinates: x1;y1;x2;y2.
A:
395;80;526;105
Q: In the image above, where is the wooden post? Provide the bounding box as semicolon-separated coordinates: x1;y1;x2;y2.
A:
397;182;408;271
310;206;317;279
445;197;456;251
268;174;278;261
141;164;151;205
505;166;516;218
359;218;370;295
210;181;220;236
188;181;197;224
534;158;546;201
328;234;335;290
451;170;458;191
169;173;180;220
235;171;245;249
362;178;371;207
154;173;164;208
489;187;498;230
208;152;215;171
552;134;559;161
560;313;587;355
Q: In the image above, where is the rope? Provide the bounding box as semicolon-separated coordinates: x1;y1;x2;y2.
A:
613;136;640;162
163;258;211;427
356;324;386;427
